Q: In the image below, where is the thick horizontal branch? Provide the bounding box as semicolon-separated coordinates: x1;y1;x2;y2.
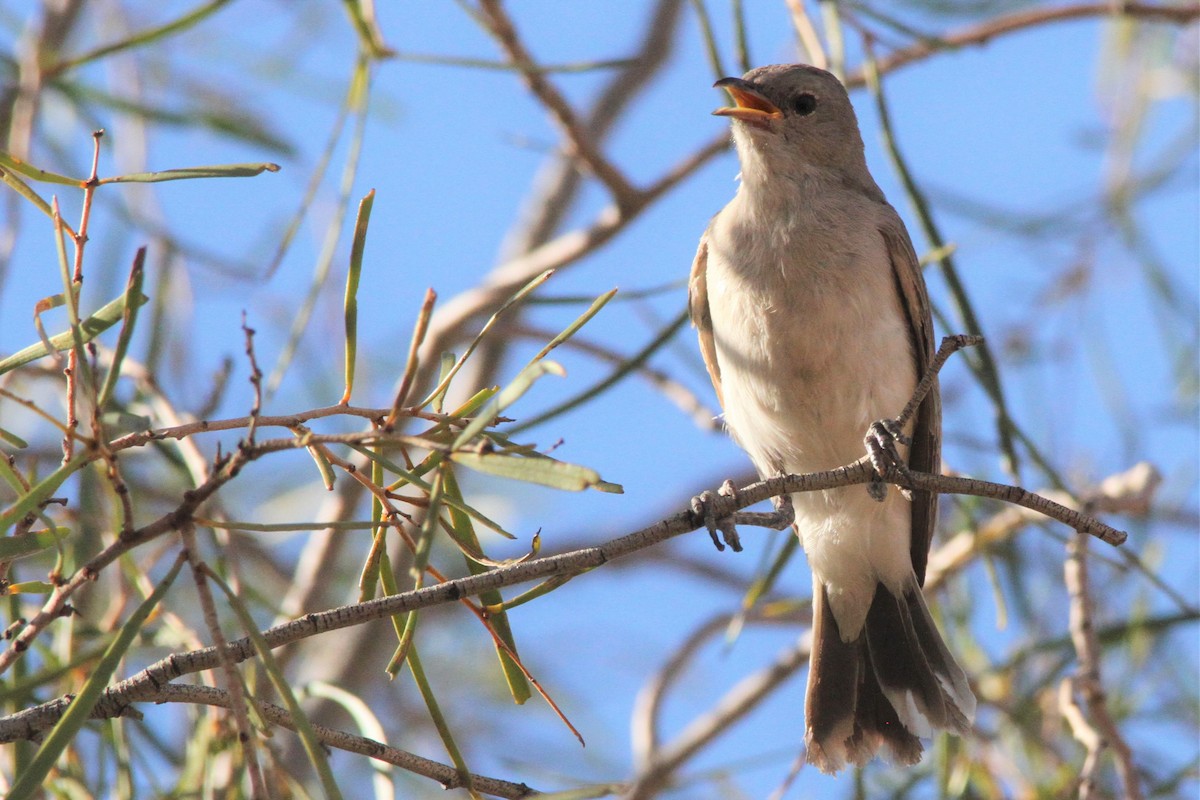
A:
0;453;1127;743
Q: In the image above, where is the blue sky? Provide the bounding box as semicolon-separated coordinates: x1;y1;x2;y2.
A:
1;2;1196;797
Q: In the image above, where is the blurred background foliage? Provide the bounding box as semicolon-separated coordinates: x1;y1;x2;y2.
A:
0;1;1197;798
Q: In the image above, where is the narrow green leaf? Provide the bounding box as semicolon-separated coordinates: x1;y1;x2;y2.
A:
864;54;1020;476
0;528;68;560
262;58;357;279
522;288;617;368
417;270;556;410
819;0;846;80
358;451;390;602
348;444;515;539
342;190;374;404
510;308;689;434
432;352;456;414
340;0;392;58
407;645;475;793
0;427;29;448
304;682;394;798
6;580;56;595
482;574;574;614
97;162;280;184
688;0;726;78
450;452;600;492
417;385;498;440
0;291;151;375
441;469;530;703
0;167;76;236
0;452;89;533
0;152;80;186
266;54;370;401
7;552;185;800
47;0;235;77
451;360;566;449
305;443;337;491
97;248;147;409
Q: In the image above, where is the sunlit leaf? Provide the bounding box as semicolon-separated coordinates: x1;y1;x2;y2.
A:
0;292;150;375
450;451;601;492
97;163;280;184
0;152;80;186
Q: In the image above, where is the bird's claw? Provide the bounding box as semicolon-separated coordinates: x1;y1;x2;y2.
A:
690;479;800;551
690;480;743;552
864;418;913;501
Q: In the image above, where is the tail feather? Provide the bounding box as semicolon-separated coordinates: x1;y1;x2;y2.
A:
804;583;868;773
804;580;973;774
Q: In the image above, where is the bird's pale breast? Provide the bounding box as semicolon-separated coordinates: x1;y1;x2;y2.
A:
705;186;919;635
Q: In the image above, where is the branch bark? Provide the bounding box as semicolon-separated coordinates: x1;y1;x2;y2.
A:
0;449;1129;742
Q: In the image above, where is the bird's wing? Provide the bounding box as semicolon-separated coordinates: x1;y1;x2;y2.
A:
689;228;725;409
880;212;940;586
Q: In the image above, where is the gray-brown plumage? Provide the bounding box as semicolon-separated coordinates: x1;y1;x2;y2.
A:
690;64;974;773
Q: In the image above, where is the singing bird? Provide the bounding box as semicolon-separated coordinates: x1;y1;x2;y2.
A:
689;64;974;773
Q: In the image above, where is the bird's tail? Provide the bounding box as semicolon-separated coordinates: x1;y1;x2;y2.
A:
804;579;975;774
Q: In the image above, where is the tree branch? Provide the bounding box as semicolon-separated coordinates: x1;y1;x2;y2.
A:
137;684;538;799
1063;530;1143;800
0;444;1129;742
476;0;640;210
844;1;1200;87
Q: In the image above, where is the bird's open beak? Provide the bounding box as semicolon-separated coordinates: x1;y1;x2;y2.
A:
712;77;782;125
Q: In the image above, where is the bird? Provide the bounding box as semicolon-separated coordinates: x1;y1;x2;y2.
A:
689;64;975;774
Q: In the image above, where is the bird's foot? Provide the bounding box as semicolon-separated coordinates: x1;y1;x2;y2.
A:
691;480;743;552
864;418;914;501
733;492;795;530
690;482;796;553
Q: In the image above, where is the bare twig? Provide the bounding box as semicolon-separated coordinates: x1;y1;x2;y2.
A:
412;130;728;400
1063;530;1144;800
0;395;1128;681
498;0;684;261
181;521;269;799
477;0;639;210
631;609;803;770
626;637;811;800
844;2;1200;88
97;683;538;799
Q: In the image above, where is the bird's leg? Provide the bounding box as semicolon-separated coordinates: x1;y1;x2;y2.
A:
864;418;914;501
732;492;794;530
690;481;796;553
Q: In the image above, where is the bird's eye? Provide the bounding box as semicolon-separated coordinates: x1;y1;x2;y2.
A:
791;93;817;116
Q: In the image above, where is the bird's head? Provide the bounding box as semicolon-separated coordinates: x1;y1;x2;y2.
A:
713;64;870;187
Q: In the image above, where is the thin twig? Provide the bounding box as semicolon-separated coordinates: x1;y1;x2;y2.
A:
476;0;640;210
893;334;982;429
511;322;719;431
1064;530;1144;799
413;130;728;402
626;638;811;800
498;0;684;261
844;1;1200;87
181;521;269;798
124;683;538;799
631;609;802;770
